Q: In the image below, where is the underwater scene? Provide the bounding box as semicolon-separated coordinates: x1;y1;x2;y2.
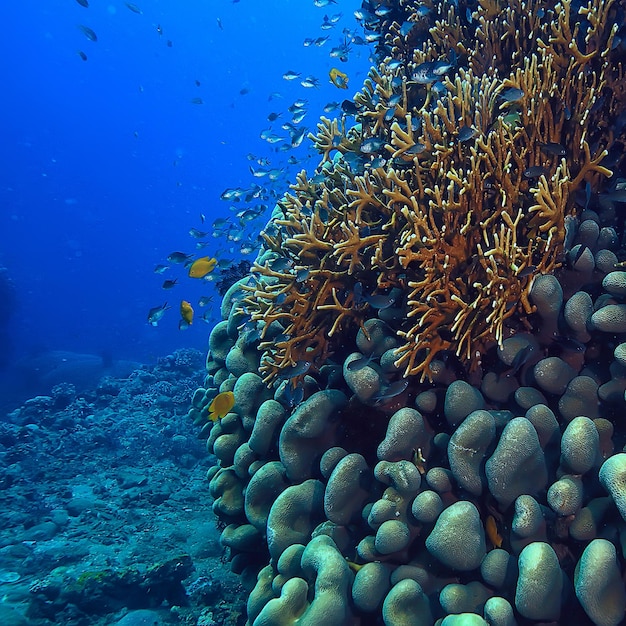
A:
3;0;626;624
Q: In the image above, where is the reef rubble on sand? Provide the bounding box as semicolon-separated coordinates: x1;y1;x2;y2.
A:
190;0;626;624
0;349;244;626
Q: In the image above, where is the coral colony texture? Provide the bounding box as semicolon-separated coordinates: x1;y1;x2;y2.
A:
187;0;626;623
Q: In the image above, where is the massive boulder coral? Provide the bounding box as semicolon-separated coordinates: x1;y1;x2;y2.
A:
187;0;626;623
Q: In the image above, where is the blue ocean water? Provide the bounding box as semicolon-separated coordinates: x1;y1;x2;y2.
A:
1;0;371;405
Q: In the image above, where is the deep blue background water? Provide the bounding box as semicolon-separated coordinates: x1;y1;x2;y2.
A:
1;0;371;403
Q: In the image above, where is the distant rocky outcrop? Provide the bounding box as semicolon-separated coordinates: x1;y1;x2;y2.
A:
0;350;141;413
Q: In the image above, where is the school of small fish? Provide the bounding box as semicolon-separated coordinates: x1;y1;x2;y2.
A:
82;0;372;331
72;0;626;341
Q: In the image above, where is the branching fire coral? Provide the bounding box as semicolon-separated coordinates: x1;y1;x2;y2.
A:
241;0;624;385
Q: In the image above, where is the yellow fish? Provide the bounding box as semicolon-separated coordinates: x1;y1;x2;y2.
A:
188;256;218;278
345;559;364;573
485;515;503;548
208;391;235;421
329;67;349;89
180;300;194;325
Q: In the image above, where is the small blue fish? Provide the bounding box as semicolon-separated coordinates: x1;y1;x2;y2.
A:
279;381;305;408
79;24;98;42
523;165;549;179
283;70;301;81
189;227;209;239
269;256;293;272
241;327;261;346
360;137;386;154
341;99;359;115
399;22;416;36
167;251;193;264
147;303;171;326
296;268;310;282
373;380;409;404
499;87;525;102
405;142;427;155
411;62;439;84
507;344;534;374
278;361;312;380
301;76;320;88
366;294;396;309
431;52;456;76
125;2;142;14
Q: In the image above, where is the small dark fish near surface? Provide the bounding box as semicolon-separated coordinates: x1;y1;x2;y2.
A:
125;2;143;14
341;99;359;115
189;227;209;239
76;0;89;7
167;251;193;264
431;55;456;76
147;302;171;326
79;25;98;42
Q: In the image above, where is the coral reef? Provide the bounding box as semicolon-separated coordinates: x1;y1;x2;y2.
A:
243;0;623;384
0;350;244;626
192;0;626;624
